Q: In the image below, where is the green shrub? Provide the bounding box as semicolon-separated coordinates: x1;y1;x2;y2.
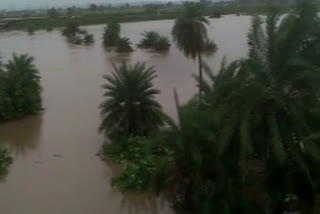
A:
116;37;133;52
112;159;155;192
137;31;160;48
106;136;170;192
153;36;171;51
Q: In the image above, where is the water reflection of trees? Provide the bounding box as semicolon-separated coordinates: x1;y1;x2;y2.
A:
0;114;43;156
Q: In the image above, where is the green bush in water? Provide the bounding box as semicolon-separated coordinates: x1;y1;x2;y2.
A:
137;31;160;48
106;136;170;192
103;21;121;47
116;37;133;53
137;31;171;51
153;36;171;51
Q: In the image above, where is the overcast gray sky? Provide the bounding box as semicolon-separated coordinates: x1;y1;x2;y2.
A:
0;0;183;10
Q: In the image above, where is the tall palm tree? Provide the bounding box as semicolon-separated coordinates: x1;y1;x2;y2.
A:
5;54;42;118
99;62;164;138
172;2;216;101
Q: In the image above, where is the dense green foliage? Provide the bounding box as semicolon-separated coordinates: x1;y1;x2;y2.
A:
0;54;42;123
104;1;320;214
137;31;171;51
116;37;133;53
0;145;12;177
106;137;157;192
172;2;217;100
99;62;164;138
102;21;121;47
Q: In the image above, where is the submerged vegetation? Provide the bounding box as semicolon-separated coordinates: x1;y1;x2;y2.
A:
1;0;320;213
101;1;320;214
102;21;133;52
103;21;121;47
116;37;133;53
137;31;171;51
62;21;95;45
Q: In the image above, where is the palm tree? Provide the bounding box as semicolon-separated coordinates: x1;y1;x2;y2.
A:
103;21;121;47
196;2;320;212
137;31;160;48
99;62;164;138
5;54;42;118
172;2;216;101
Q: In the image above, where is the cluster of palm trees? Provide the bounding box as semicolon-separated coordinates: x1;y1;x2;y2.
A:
100;1;320;213
103;21;172;53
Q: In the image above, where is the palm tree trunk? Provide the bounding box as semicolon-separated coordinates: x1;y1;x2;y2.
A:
198;53;203;102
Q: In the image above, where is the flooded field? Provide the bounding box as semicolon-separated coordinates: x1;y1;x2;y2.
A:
0;15;250;214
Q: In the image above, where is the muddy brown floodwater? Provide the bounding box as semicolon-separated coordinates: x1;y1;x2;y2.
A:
0;15;250;214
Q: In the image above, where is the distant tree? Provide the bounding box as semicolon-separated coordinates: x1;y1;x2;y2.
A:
98;5;105;11
47;8;59;18
103;21;121;47
137;31;160;48
89;4;98;12
62;21;80;37
166;1;173;7
67;6;76;16
144;4;161;14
